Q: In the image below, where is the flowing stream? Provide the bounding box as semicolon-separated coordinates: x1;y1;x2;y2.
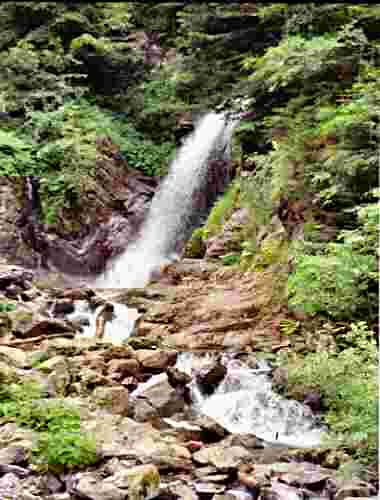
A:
96;112;237;288
175;352;328;448
66;301;138;345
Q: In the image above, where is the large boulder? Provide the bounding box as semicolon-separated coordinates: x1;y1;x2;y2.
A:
131;373;186;422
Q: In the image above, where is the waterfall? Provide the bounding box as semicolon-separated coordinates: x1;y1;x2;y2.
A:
96;112;237;288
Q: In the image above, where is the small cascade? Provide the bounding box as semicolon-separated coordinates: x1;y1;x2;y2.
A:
25;176;42;222
97;112;238;288
176;353;328;448
67;301;138;345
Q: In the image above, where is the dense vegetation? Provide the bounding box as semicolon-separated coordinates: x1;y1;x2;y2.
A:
0;2;378;470
0;378;97;472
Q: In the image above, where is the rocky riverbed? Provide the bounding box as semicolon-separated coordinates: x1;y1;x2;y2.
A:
0;263;377;499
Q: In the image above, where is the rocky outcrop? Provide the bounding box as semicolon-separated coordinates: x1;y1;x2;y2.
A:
0;138;159;278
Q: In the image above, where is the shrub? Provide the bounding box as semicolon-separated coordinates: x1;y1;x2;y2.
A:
0;381;97;472
286;321;378;464
288;242;377;321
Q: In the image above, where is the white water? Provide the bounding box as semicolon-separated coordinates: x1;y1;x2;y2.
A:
66;301;139;345
176;353;328;448
96;112;237;288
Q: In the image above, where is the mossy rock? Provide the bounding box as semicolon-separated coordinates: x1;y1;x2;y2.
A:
184;228;206;259
252;237;288;272
70;34;113;55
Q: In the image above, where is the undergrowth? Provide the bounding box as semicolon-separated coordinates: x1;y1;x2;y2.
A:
0;380;97;472
285;321;378;465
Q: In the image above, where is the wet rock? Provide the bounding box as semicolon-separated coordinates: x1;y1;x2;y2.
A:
162;418;203;443
193;415;228;442
51;300;75;316
193;443;252;470
271;367;288;393
0;346;28;368
135;349;178;371
131;373;186;421
303;390;323;413
0;265;34;291
61;288;96;301
4;283;24;298
224;434;264;450
196;357;227;395
20;288;40;302
166;366;192;388
93;386;130;416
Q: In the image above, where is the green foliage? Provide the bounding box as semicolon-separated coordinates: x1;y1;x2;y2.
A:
0;37;87;115
338;191;380;257
34;430;97;473
286;321;378;463
124;68;190;142
70;33;113;55
238;156;274;267
245;34;343;92
0;303;17;313
222;253;241;266
0;130;37;176
202;180;240;239
0;380;97;472
0;99;175;223
288;242;378;320
279;318;300;337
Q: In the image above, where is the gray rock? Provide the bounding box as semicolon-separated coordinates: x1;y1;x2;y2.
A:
131;373;186;421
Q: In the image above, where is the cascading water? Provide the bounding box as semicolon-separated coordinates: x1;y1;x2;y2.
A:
175;353;328;448
96;112;237;288
66;301;138;345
